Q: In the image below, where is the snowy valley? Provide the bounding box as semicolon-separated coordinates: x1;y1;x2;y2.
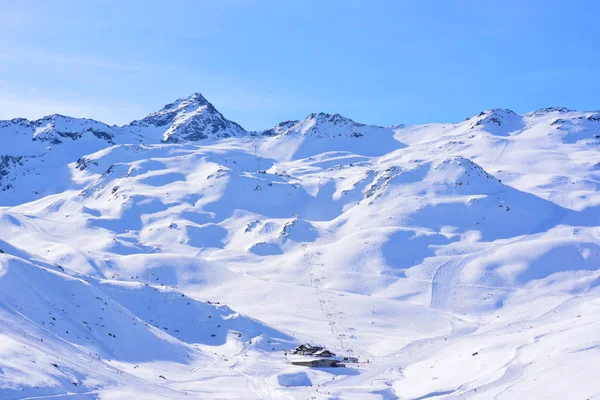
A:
1;93;600;399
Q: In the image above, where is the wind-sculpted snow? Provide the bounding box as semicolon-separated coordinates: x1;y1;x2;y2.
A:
1;93;600;399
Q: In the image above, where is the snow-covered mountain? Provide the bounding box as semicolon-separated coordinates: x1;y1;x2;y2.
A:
258;112;403;160
1;93;600;399
127;92;246;143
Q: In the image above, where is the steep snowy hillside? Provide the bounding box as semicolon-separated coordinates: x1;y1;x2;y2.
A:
1;93;600;399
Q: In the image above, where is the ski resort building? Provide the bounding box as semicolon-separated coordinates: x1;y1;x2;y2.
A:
288;344;357;368
313;349;336;358
290;359;345;368
291;344;323;355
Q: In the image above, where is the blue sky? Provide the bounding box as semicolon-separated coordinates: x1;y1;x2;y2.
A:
1;0;598;130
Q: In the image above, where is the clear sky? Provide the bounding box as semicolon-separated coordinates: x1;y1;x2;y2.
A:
1;0;598;130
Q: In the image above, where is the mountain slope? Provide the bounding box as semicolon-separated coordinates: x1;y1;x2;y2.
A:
1;94;600;399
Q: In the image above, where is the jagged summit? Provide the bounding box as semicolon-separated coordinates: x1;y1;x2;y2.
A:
165;92;212;109
128;92;246;143
134;93;213;125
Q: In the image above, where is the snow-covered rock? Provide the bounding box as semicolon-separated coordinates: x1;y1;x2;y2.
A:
127;92;246;143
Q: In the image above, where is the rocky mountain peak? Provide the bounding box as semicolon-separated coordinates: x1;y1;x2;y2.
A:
128;92;246;143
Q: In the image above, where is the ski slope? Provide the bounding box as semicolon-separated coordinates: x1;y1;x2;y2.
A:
1;94;600;399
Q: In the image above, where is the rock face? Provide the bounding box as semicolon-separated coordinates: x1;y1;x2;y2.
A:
0;115;118;152
30;115;117;144
259;120;299;136
127;92;246;142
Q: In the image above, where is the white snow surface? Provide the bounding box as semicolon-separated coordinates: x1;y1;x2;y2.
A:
1;94;600;399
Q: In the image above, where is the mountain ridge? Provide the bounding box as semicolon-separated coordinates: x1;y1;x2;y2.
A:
2;92;597;146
